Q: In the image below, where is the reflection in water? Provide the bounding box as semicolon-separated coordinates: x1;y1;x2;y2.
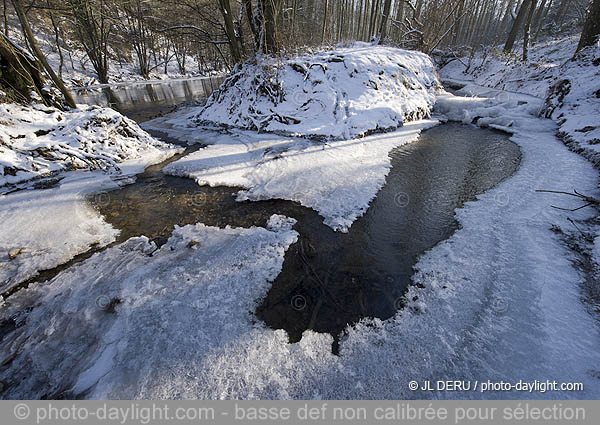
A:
94;124;520;348
73;77;224;122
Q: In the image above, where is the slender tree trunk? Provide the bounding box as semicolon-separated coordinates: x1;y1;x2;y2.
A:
576;0;600;53
503;0;531;54
533;0;553;43
321;0;329;43
522;0;537;61
11;0;76;108
47;0;63;78
378;0;392;44
218;0;242;63
262;0;282;53
243;0;260;50
3;0;8;36
368;0;377;40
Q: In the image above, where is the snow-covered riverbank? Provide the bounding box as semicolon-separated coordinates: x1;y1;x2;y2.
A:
145;46;441;232
1;43;599;399
0;104;182;293
161;45;440;140
438;38;600;167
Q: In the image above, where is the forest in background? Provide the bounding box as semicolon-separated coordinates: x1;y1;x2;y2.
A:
0;0;597;88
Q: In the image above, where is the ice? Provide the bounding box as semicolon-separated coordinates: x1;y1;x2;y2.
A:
3;87;600;399
0;216;300;399
1;40;599;400
163;120;438;232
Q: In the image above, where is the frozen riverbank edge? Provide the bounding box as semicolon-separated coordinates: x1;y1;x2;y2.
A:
0;104;182;293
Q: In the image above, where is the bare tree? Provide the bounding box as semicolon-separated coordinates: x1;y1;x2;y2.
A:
522;0;537;61
504;0;533;54
11;0;76;107
68;0;112;84
576;0;600;52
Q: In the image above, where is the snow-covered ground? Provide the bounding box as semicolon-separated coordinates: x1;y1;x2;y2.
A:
171;46;440;140
0;103;177;188
0;103;182;294
1;42;600;399
438;37;578;97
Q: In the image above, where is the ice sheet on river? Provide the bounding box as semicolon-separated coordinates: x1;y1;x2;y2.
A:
161;120;438;232
0;104;182;293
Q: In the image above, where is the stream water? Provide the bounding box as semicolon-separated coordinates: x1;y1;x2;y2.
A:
72;76;224;122
92;123;520;347
67;77;523;346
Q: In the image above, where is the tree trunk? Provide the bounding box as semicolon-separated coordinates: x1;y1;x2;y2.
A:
218;0;242;63
321;0;329;44
262;0;282;53
503;0;531;54
3;0;8;36
533;0;553;43
377;0;392;44
576;0;600;53
243;0;260;50
522;0;537;61
0;33;55;105
11;0;76;108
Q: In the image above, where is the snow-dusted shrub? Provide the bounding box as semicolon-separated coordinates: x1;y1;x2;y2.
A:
0;103;176;187
192;45;441;140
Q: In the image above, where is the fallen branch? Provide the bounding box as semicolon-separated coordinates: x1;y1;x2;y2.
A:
536;189;600;211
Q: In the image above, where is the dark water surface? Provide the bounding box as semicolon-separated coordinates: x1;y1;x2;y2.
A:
93;123;521;346
73;77;224;122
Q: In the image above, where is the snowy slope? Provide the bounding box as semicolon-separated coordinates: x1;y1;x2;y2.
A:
169;46;440;140
438;37;578;97
542;43;600;164
0;103;177;188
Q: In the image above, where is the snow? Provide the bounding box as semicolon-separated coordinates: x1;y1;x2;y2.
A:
0;216;300;399
158;120;437;232
0;103;178;188
439;37;600;166
144;46;441;232
163;46;440;140
438;37;578;97
1;41;600;399
2;82;600;399
0;103;182;293
542;43;600;164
